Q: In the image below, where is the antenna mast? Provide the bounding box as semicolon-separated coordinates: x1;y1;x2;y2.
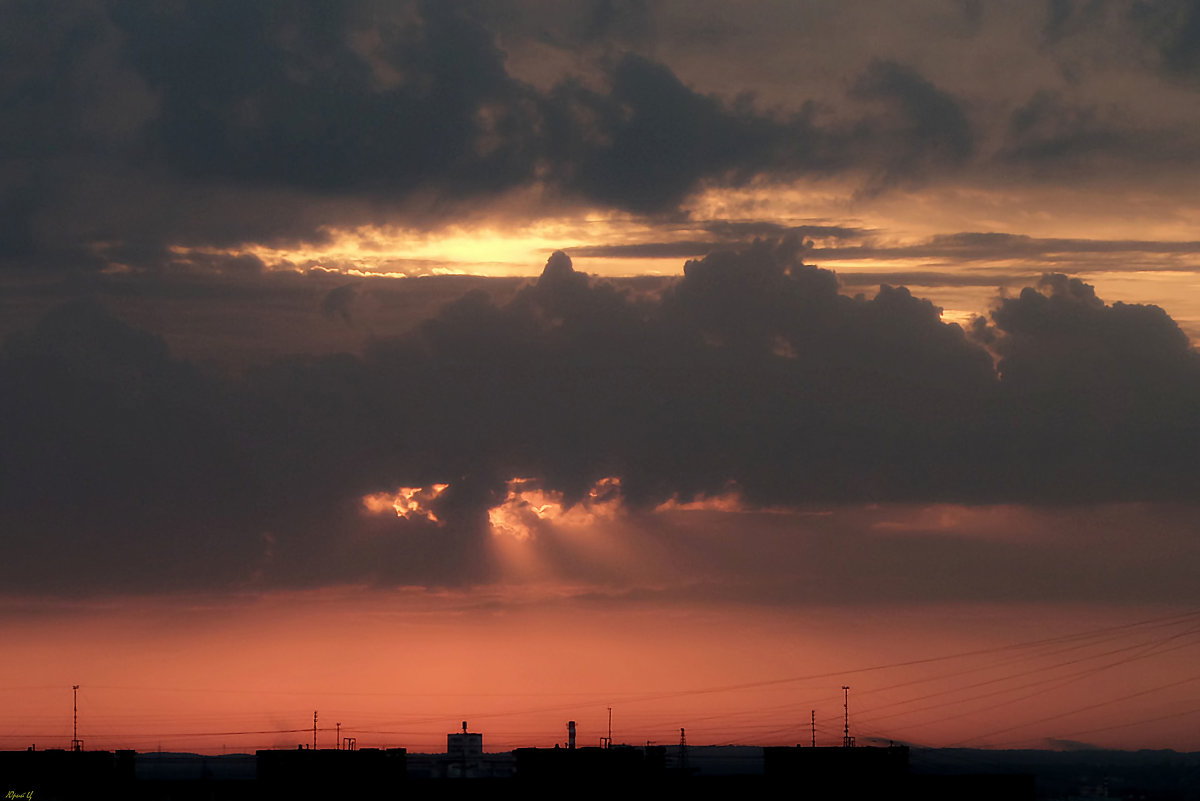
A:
842;686;854;747
313;710;318;750
71;685;82;752
811;709;816;747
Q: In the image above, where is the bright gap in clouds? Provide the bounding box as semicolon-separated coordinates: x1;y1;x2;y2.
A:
222;216;683;278
487;477;624;542
363;477;745;544
162;179;1200;342
362;484;449;523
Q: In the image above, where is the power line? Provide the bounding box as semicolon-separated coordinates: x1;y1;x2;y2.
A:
9;609;1200;751
67;609;1200;707
853;624;1200;729
949;672;1200;747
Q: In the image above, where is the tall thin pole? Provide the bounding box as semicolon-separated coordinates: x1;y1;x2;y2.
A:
72;685;80;751
842;686;851;748
811;709;816;747
313;711;318;750
336;722;341;750
607;707;612;749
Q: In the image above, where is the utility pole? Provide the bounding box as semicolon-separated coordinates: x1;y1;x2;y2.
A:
679;727;688;774
811;709;816;747
842;686;853;748
71;685;82;752
336;722;341;750
313;711;318;750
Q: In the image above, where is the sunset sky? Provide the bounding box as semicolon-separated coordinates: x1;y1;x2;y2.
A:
3;0;1200;756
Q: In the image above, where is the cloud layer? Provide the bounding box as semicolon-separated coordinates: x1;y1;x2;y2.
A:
6;1;1200;272
2;247;1197;596
4;1;1200;608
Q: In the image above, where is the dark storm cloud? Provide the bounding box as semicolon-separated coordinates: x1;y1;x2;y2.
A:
568;227;1200;272
985;274;1200;500
4;245;1199;596
106;1;540;195
320;283;362;326
701;222;869;241
836;270;1030;289
1;0;544;270
0;301;258;593
1001;90;1127;167
993;88;1200;175
567;241;743;260
1131;0;1200;80
849;59;974;187
565;223;869;259
566;226;1200;302
812;231;1200;267
1;0;1021;272
957;0;985;30
1047;0;1200;101
589;503;1200;606
579;0;654;47
539;52;813;214
1041;0;1106;44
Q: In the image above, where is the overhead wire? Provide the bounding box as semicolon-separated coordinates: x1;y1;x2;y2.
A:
853;620;1200;731
10;608;1200;751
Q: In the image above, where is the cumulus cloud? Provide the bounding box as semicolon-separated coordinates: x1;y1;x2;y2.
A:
3;246;1199;597
984;273;1200;500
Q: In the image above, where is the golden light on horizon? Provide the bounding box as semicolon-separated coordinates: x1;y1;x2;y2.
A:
154;179;1200;345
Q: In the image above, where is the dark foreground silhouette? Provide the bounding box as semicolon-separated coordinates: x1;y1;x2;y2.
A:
9;742;1200;800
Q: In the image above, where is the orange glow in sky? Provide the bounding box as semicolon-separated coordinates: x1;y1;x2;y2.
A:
363;484;449;523
488;477;624;541
5;502;1200;755
162;179;1200;343
2;594;1198;755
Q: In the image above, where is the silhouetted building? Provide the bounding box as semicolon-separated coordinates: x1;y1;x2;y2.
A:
256;746;405;799
912;772;1036;801
764;744;910;797
0;747;135;799
515;744;667;785
446;721;484;778
763;745;1036;801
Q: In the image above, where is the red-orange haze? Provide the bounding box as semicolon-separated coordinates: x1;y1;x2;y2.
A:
3;589;1198;755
